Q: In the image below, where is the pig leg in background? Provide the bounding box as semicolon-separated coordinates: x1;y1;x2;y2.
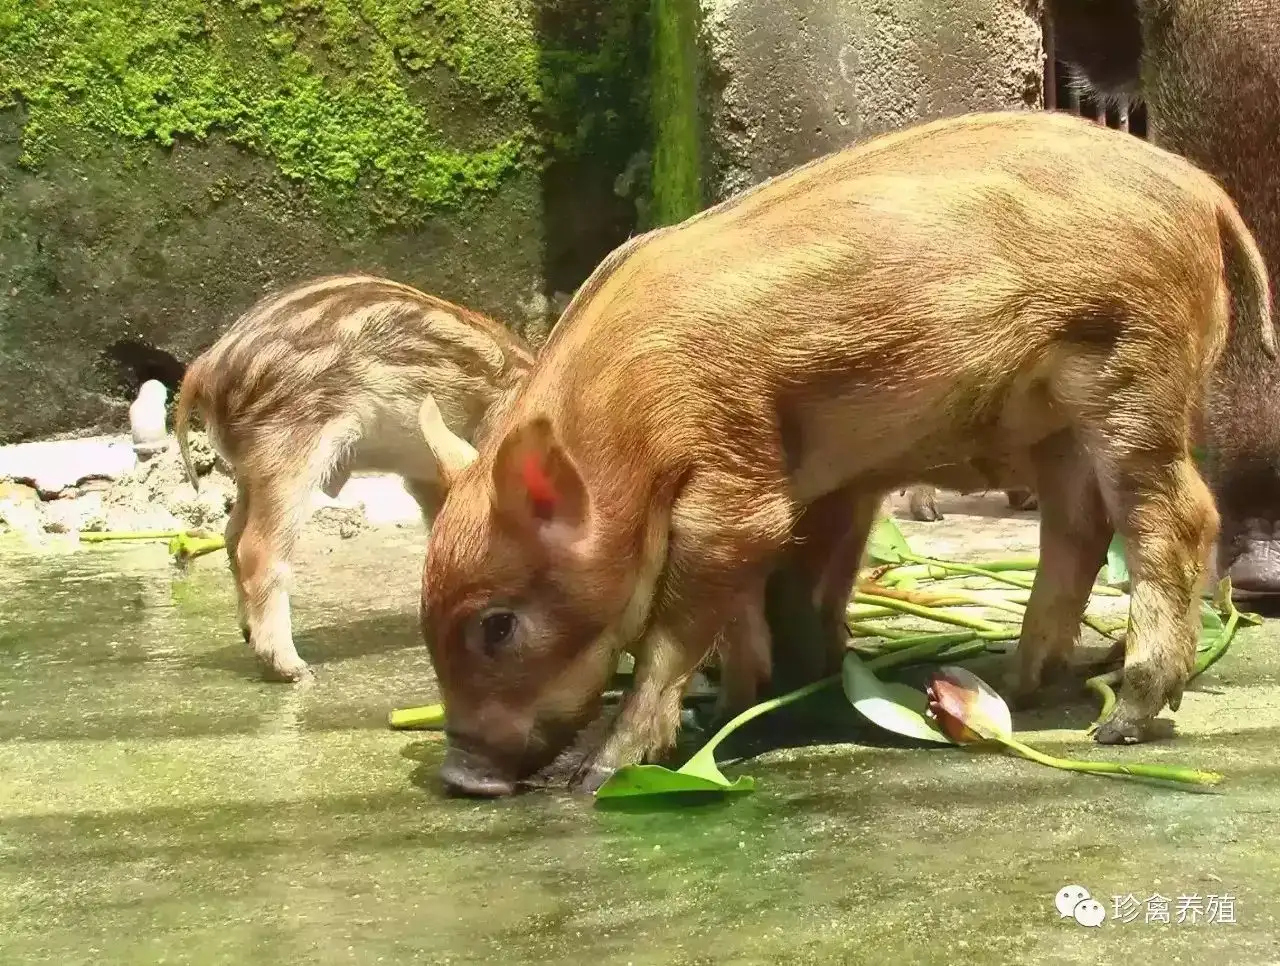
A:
570;471;794;793
1093;452;1218;744
906;484;942;522
711;597;773;721
403;477;447;528
1006;488;1038;511
794;487;885;669
1007;432;1112;709
233;432;354;681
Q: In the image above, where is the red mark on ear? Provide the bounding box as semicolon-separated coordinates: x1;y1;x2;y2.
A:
520;452;557;517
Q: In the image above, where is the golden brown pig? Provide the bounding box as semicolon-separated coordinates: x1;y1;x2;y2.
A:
174;274;534;681
415;109;1273;797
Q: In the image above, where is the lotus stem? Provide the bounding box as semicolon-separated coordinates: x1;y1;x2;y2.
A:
896;551;1042;594
79;529;183;542
1084;669;1122;733
388;703;446;729
864;634;976;672
847;621;926;640
1194;607;1240;679
853;593;1008;633
1000;734;1221;787
691;675;840;761
847;604;900;621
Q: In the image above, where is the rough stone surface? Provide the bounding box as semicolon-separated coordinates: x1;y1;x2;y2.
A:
0;1;655;444
700;0;1046;199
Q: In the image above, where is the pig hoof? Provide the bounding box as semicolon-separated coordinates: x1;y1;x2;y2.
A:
1005;685;1043;712
241;628;251;645
910;506;942;523
264;657;312;683
1005;489;1037;512
569;761;616;795
1092;714;1146;745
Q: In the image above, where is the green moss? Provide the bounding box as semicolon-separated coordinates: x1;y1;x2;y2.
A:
0;0;541;222
647;0;702;227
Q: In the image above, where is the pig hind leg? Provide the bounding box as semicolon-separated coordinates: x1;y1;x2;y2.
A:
1092;451;1216;743
403;478;447;529
571;469;795;792
794;487;886;672
711;595;772;721
906;484;942;521
1066;355;1218;743
1007;431;1112;708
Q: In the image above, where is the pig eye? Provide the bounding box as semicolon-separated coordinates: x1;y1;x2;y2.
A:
476;609;517;654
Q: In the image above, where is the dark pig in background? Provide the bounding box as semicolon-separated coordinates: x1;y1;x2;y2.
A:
414;110;1271;798
1047;0;1280;595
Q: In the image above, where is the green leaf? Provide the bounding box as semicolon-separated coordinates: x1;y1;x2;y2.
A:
1199;598;1225;642
866;515;911;564
1102;532;1130;589
593;675;840;805
594;763;755;799
842;651;954;744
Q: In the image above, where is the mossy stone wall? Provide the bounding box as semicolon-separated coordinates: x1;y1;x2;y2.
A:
0;0;654;441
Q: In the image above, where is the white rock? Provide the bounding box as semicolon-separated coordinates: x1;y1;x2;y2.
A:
320;475;423;526
0;436;137;496
130;380;170;458
0;497;46;544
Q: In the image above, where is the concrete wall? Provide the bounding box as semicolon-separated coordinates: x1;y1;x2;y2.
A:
701;0;1046;200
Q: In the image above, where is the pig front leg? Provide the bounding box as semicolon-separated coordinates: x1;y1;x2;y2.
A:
1007;434;1112;707
570;471;794;793
1093;454;1217;744
571;583;773;793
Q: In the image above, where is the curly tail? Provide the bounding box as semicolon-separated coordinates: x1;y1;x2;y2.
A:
174;357;208;493
1216;194;1276;360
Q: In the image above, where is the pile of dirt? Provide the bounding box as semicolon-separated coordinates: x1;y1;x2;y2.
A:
0;431;237;540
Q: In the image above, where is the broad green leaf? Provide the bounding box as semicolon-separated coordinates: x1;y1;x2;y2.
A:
1199;598;1225;643
867;515;911;564
1102;533;1130;589
594;763;755;799
842;652;953;744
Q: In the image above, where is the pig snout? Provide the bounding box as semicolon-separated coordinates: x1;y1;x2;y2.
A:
1222;518;1280;596
439;741;517;798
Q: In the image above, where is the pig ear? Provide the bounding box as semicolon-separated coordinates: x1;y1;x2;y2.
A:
418;395;478;491
490;417;587;536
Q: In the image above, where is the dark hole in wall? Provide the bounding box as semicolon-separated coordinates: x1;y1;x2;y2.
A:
98;338;188;400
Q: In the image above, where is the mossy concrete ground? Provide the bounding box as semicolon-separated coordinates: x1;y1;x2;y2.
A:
3;492;1279;964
